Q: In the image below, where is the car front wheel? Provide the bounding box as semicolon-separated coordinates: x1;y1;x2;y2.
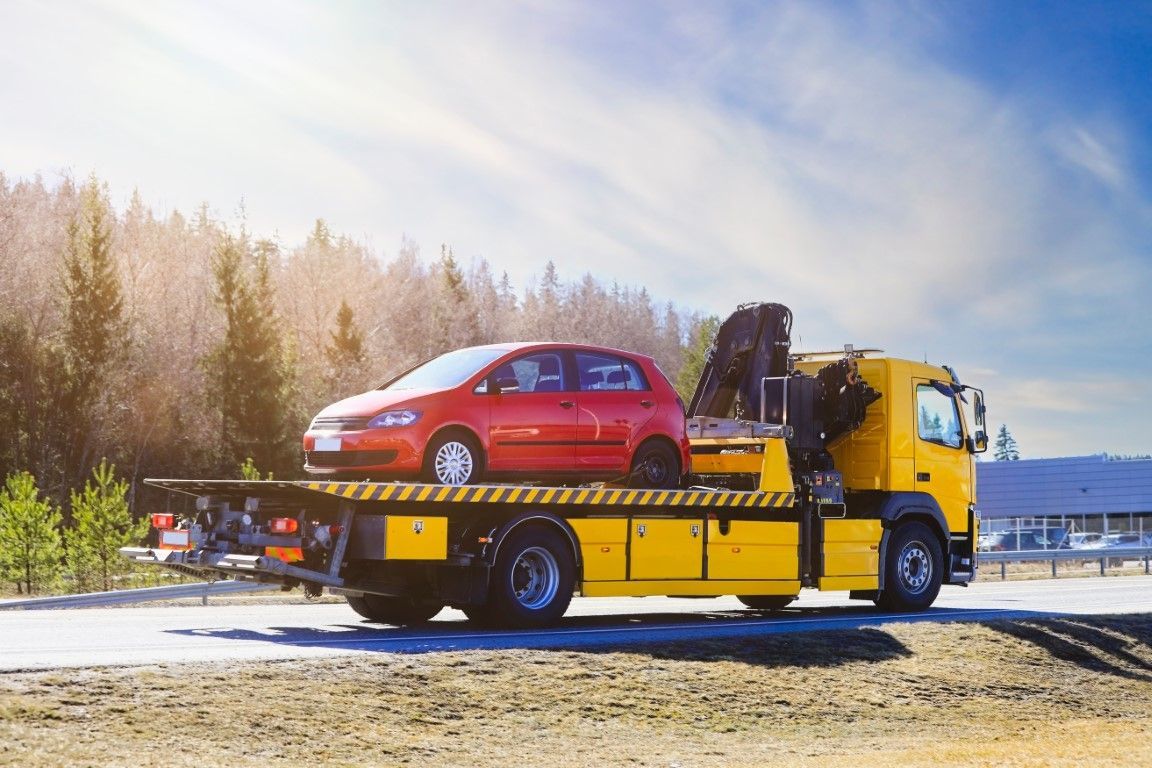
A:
423;432;482;485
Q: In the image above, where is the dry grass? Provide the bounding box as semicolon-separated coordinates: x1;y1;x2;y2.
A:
2;615;1151;767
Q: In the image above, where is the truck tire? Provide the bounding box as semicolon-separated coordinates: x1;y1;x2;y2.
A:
483;526;575;629
737;595;795;610
876;521;943;612
423;431;483;485
345;594;444;625
628;441;681;489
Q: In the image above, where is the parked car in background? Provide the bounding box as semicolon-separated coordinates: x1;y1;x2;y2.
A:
980;527;1070;551
1078;533;1148;551
303;342;691;488
1066;532;1103;549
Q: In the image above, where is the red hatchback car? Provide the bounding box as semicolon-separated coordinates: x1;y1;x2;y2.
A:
303;342;690;488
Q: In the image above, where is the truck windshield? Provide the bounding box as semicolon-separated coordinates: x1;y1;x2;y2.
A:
385;348;506;391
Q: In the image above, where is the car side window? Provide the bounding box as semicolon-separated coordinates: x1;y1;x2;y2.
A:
575;352;650;391
915;384;962;448
500;352;566;393
620;359;649;391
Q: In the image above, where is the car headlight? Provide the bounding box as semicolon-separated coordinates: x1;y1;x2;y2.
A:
367;410;422;429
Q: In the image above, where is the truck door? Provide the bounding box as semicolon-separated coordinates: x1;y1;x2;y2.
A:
912;380;973;534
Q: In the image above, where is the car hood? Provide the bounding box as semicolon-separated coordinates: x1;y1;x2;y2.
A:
314;387;443;418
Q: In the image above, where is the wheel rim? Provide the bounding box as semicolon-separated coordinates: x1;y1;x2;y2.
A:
898;540;933;595
510;546;559;610
642;453;669;484
434;441;474;485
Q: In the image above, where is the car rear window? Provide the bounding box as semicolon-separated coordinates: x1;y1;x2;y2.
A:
386;347;506;390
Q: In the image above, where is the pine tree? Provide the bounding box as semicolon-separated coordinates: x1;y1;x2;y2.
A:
64;460;146;593
0;315;73;502
60;176;126;495
432;244;479;350
521;261;563;341
63;177;123;382
205;234;295;476
0;470;64;595
238;456;273;480
324;299;367;396
993;424;1020;461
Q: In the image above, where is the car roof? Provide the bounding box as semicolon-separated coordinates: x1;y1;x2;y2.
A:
462;341;656;362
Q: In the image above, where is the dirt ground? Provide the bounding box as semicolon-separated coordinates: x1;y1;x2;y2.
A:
1;614;1150;767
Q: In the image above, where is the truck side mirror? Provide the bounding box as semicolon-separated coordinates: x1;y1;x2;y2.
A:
970;430;988;454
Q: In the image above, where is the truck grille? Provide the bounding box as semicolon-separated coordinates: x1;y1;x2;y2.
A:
305;450;398;468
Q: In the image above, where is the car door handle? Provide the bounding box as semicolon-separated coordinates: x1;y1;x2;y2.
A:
640;400;654;408
559;400;575;409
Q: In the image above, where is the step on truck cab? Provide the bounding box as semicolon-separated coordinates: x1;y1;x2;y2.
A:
123;302;988;627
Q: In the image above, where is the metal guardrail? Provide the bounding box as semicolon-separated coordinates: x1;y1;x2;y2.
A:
979;546;1152;579
0;580;282;610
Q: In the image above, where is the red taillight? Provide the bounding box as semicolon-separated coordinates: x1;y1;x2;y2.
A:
328;524;344;537
269;517;299;534
151;513;175;529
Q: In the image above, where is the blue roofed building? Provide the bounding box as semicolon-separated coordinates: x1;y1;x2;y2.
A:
976;455;1152;534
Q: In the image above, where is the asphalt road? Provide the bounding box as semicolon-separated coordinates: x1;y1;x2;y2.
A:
2;576;1149;671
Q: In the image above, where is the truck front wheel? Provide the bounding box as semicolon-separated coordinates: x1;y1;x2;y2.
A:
479;526;575;629
346;594;444;625
876;521;943;612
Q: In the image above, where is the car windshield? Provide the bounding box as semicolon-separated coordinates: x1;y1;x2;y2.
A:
384;347;506;391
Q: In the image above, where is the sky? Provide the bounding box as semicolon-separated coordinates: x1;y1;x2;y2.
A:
1;0;1150;459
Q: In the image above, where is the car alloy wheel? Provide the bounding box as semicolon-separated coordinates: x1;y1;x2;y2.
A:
433;440;475;485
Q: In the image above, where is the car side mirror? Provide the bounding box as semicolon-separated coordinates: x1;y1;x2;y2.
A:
494;376;520;394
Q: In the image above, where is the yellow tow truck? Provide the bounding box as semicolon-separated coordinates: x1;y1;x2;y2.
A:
122;302;988;627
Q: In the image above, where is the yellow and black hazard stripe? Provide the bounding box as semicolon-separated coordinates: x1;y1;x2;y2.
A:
300;481;794;509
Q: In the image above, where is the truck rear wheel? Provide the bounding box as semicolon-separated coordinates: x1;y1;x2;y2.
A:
737;595;795;610
346;594;444;625
876;521;942;612
481;526;575;629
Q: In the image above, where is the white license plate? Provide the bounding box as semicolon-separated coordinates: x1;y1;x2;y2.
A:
315;437;342;451
159;529;191;549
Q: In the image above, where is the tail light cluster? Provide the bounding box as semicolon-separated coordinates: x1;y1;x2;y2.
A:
150;513;190;550
269;517;299;534
149;511;330;548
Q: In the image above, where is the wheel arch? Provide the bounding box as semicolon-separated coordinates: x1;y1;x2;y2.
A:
486;510;583;576
871;492;949;592
424;424;487;473
630;433;685;475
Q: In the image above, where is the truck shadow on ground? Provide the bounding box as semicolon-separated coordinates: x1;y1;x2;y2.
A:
985;616;1152;682
162;604;1057;667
